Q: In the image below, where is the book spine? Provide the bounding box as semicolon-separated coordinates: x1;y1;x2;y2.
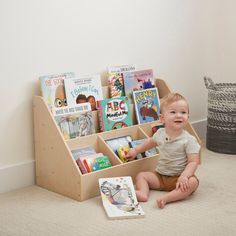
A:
76;159;88;174
97;101;104;132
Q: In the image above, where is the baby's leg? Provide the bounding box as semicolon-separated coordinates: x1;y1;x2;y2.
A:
135;172;161;202
157;176;199;208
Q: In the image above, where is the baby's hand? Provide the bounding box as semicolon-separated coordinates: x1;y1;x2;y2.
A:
176;175;189;192
125;148;137;161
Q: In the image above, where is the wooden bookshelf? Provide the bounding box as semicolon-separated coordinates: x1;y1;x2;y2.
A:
33;78;201;201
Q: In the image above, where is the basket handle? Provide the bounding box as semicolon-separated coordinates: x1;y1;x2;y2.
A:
204;77;217;90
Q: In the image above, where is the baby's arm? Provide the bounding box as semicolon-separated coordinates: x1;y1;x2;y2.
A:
176;154;200;191
126;138;157;161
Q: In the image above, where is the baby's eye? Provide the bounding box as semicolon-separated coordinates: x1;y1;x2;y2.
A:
181;111;187;114
55;98;62;107
170;111;176;114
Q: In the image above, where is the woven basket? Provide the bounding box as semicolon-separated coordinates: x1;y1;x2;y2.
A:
204;77;236;154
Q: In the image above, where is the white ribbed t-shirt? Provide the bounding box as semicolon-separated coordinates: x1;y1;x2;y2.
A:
152;128;200;176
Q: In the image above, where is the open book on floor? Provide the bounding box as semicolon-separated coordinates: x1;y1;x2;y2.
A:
98;176;145;220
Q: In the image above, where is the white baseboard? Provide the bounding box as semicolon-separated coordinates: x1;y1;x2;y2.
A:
0;160;35;193
0;119;207;194
191;118;207;140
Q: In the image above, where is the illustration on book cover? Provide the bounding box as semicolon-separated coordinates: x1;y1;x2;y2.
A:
99;176;145;219
133;87;160;124
52;103;95;139
97;96;132;132
64;74;103;111
39;72;75;111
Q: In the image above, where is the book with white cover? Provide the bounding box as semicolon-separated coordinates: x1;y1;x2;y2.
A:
99;176;145;219
64;74;103;111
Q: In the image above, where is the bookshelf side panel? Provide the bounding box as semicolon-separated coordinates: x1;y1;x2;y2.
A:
33;96;82;201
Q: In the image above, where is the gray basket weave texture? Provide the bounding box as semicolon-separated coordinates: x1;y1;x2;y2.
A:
204;77;236;154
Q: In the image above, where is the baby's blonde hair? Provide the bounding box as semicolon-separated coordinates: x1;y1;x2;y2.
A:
160;93;189;113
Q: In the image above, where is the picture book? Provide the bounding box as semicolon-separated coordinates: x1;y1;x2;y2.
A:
130;139;159;158
71;146;97;160
52;102;95;140
64;74;104;111
97;96;132;132
133;88;160;124
105;135;133;162
71;146;97;173
84;155;112;172
108;64;136;98
123;69;154;101
105;135;132;153
39;72;75;111
117;145;130;163
92;156;112;171
75;153;103;174
151;123;165;134
82;153;104;173
99;176;145;219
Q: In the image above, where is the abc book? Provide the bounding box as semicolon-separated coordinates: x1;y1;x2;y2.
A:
97;96;132;132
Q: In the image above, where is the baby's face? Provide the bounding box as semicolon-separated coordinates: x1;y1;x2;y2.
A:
161;100;189;131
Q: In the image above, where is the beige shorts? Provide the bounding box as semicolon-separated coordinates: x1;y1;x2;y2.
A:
156;172;199;191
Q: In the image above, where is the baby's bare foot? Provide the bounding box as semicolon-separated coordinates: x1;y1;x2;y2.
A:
136;190;148;202
156;197;166;209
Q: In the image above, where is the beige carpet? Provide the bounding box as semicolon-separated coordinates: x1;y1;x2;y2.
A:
0;146;236;236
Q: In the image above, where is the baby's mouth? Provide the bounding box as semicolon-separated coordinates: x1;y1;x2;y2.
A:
174;120;182;123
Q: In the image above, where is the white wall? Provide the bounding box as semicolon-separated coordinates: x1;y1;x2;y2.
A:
0;0;235;189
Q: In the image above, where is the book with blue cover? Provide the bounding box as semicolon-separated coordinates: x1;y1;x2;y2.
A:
133;88;160;124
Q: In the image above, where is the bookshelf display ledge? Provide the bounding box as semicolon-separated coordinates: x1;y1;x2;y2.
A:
33;78;201;201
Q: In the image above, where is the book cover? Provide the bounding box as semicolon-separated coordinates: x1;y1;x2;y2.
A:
151;123;165;134
39;72;75;111
76;153;104;174
123;69;154;101
105;135;133;153
133;88;160;124
108;65;136;98
64;74;104;111
71;146;97;160
91;156;112;172
117;145;130;163
130;139;158;158
52;103;95;140
97;96;132;132
99;176;145;219
82;153;104;173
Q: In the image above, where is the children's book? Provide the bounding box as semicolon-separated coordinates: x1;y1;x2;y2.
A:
84;155;112;172
123;69;154;102
39;72;75;111
105;136;132;153
97;96;132;132
82;153;104;173
151;123;165;134
71;146;97;173
108;65;136;98
99;176;145;219
133;88;160;124
105;136;133;162
129;139;159;159
64;74;104;111
52;103;95;140
71;146;97;160
117;145;130;163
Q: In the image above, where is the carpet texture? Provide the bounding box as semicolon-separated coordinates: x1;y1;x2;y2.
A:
0;146;236;236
